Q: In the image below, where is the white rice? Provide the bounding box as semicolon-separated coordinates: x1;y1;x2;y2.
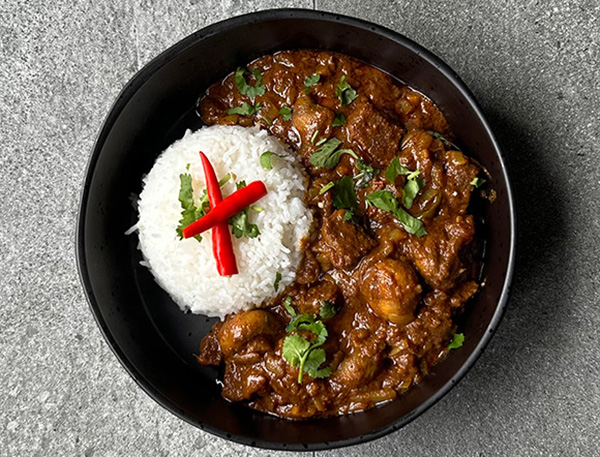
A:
135;125;312;318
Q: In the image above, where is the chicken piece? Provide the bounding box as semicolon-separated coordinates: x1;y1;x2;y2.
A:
290;279;342;316
313;210;376;270
360;259;422;325
331;351;380;389
344;100;404;168
292;95;335;151
405;215;475;290
217;310;281;357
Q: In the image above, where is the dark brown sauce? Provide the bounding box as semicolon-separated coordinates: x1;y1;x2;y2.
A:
195;50;482;419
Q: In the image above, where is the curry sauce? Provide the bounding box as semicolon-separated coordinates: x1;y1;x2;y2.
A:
196;50;483;419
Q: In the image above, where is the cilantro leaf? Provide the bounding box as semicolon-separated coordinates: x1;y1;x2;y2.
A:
365;190;398;213
471;177;486;188
227;102;262;116
274;272;282;292
234;67;266;102
394;206;427;237
176;173;205;242
283;296;295;316
260;151;280;170
303;348;332;379
427;130;461;151
354;160;379;188
229;210;260;238
385;157;411;183
366;190;427;237
319;181;335;194
402;173;425;209
282;334;311;368
279;104;292;121
304;73;320;88
332;112;346;127
319;301;337;319
336;75;358;106
282;305;332;383
332;176;357;212
448;333;465;350
228;181;260;238
309;138;359;169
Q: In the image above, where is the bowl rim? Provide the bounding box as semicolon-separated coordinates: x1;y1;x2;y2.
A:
77;7;516;451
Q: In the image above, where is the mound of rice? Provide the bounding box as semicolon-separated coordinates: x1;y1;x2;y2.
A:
134;125;312;319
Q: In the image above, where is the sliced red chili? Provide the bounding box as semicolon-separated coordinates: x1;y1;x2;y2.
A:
182;180;268;239
198;151;238;276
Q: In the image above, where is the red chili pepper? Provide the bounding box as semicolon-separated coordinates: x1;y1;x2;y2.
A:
182;180;268;239
198;152;238;276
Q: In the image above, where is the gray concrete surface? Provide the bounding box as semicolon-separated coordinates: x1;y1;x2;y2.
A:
1;0;598;456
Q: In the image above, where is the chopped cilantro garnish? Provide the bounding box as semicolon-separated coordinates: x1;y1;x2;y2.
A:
402;171;425;209
274;272;282;292
319;181;335;194
304;73;321;88
471;177;486;188
260;151;281;170
176;173;205;242
332;112;346;127
332;176;357;214
366;190;427;237
309;138;359;169
336;75;358;106
427;130;461;151
448;333;465;350
385;157;411;183
282;309;332;383
279;104;292;121
228;181;260;239
234;67;266;102
385;158;425;209
283;296;295;316
227;102;262;116
354;160;379;188
319;301;337;319
310;130;319;144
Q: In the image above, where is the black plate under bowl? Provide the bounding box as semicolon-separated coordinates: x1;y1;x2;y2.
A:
77;8;516;451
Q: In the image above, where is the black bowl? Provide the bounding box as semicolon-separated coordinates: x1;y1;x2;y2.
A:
77;9;516;451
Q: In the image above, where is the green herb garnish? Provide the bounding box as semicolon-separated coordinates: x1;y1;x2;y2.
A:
385;158;424;209
304;73;321;88
319;301;337;319
279;105;293;121
402;171;425;209
332;112;346;127
319;181;335;194
365;190;427;237
282;305;332;383
229;181;260;238
227;102;262;116
260;151;281;170
235;67;265;102
274;272;282;292
354;160;379;189
471;177;486;188
427;130;461;151
283;296;295;316
309;138;358;168
333;176;357;216
336;75;358;106
385;157;411;183
176;173;205;242
448;333;465;350
310;130;319;144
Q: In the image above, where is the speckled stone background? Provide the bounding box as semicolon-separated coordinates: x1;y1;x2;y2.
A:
1;0;599;456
